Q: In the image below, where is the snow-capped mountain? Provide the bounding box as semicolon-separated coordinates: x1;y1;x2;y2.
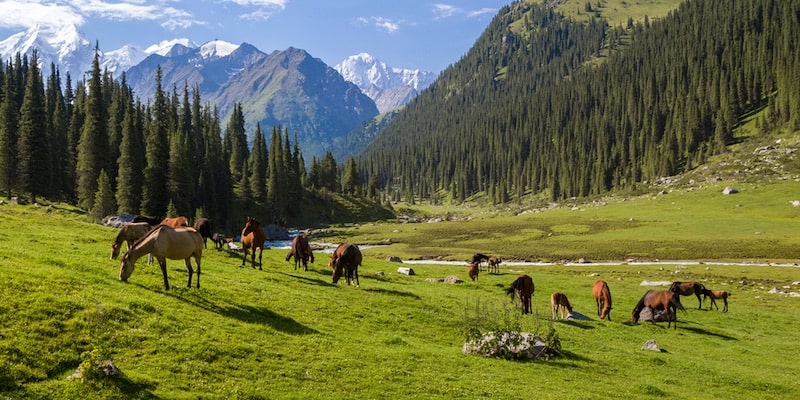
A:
0;24;93;77
335;53;438;112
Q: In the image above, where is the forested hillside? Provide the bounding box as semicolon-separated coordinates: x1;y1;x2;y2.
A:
359;0;800;204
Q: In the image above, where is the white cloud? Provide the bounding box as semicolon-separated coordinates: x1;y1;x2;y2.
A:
240;9;276;21
0;1;84;29
223;0;287;7
467;8;496;18
356;16;400;34
433;3;496;20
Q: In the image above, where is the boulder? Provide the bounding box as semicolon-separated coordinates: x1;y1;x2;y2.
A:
262;224;289;240
722;186;739;195
444;275;464;284
641;339;663;352
638;308;673;322
463;331;548;360
386;256;403;263
425;278;444;283
397;267;415;275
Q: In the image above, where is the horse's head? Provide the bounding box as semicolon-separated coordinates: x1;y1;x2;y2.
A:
331;262;344;284
111;242;121;260
119;252;135;282
242;217;260;235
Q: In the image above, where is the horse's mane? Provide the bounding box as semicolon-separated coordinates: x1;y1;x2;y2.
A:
505;277;522;299
632;290;651;318
130;224;164;248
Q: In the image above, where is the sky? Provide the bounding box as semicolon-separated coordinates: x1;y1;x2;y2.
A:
0;0;508;73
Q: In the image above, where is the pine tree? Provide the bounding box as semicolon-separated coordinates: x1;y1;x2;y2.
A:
91;169;116;222
141;67;170;216
16;51;48;204
225;103;248;182
167;130;192;216
248;123;268;203
76;48;108;210
0;60;18;199
342;157;361;196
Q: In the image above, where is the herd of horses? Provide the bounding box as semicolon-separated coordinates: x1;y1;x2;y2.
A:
110;215;361;291
482;254;729;329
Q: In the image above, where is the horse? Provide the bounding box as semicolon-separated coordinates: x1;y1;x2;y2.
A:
133;215;162;226
118;225;203;290
487;256;502;273
592;280;613;321
471;253;489;271
110;222;152;260
702;288;731;312
286;232;314;271
160;216;190;228
505;275;534;315
632;290;686;329
211;233;225;250
329;243;361;286
193;218;212;248
550;292;573;320
669;281;706;309
241;217;266;269
467;261;480;283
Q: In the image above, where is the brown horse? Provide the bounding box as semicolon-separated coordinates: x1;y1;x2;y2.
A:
550;292;573;320
133;215;162;226
119;225;203;290
632;290;686;329
161;216;190;228
471;253;489;270
592;280;613;321
193;218;212;248
669;281;706;309
241;217;266;269
329;243;362;286
467;262;480;283
286;233;314;271
487;256;501;273
505;275;535;315
110;222;152;259
702;288;731;312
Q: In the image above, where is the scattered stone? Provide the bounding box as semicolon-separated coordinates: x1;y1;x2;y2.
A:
641;339;663;352
722;186;739;195
386;256;403;263
586;273;600;277
640;280;673;287
444;275;464;284
792;200;800;207
769;287;783;294
67;359;122;381
397;267;415;276
637;308;673;322
374;271;385;277
425;278;444;283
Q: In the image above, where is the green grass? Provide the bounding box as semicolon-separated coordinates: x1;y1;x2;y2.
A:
2;202;800;399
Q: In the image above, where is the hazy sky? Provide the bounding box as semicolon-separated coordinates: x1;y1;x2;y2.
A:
0;0;507;72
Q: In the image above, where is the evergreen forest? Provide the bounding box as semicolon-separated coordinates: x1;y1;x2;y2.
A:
359;0;800;204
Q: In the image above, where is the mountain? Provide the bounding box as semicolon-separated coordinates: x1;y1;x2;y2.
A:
335;53;438;113
0;24;93;76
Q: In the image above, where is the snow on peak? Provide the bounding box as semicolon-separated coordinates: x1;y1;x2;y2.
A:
334;53;437;91
144;38;199;56
199;40;239;59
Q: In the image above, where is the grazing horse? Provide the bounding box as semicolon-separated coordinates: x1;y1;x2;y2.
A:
550;292;573;320
211;233;225;250
702;288;731;312
119;225;203;290
241;217;266;269
193;218;212;248
471;253;489;270
592;280;613;321
330;243;362;286
110;222;152;260
669;281;706;309
286;233;314;271
467;262;480;283
487;256;502;273
160;216;190;228
632;290;686;329
505;275;535;315
133;215;163;226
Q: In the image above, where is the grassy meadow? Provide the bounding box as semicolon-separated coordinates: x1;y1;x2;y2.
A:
2;183;800;399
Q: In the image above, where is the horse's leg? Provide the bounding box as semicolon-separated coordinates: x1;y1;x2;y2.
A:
195;253;201;288
695;292;703;310
185;258;194;288
722;297;728;312
242;247;247;267
158;258;170;291
257;247;263;270
710;298;718;311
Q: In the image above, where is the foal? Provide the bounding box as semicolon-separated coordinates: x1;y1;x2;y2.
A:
550;292;573;320
467;262;480;283
702;288;731;312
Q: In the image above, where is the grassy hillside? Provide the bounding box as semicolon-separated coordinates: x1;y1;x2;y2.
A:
2;194;800;399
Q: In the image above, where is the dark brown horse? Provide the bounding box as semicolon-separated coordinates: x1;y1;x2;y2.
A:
632;290;686;329
592;280;613;321
241;217;266;269
505;274;535;315
702;288;731;312
669;281;706;309
550;292;573;320
471;253;489;270
133;215;163;226
286;233;314;271
467;261;480;283
487;256;501;273
329;243;361;286
119;225;203;290
193;218;212;248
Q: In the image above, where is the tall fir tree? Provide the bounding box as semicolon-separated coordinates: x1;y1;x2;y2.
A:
141;67;170;216
248;123;268;203
0;60;18;198
75;48;108;210
16;51;48;204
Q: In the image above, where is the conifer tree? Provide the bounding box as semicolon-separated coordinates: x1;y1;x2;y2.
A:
0;60;18;198
225;103;248;182
76;48;108;210
342;157;361;196
167;130;192;216
141;67;170;216
91;169;116;222
16;51;48;204
248;123;267;203
115;102;143;213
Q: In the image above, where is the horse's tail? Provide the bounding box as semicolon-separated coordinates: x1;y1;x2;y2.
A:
671;295;687;313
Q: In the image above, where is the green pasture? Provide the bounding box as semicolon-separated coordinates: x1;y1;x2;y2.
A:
1;201;800;399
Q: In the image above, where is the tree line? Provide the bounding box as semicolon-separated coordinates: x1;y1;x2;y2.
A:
358;0;800;204
0;47;364;229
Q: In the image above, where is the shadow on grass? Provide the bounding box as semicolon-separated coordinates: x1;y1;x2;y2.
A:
280;271;335;287
556;320;596;330
681;326;738;340
555;349;593;363
362;287;421;299
164;291;318;335
107;375;160;399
